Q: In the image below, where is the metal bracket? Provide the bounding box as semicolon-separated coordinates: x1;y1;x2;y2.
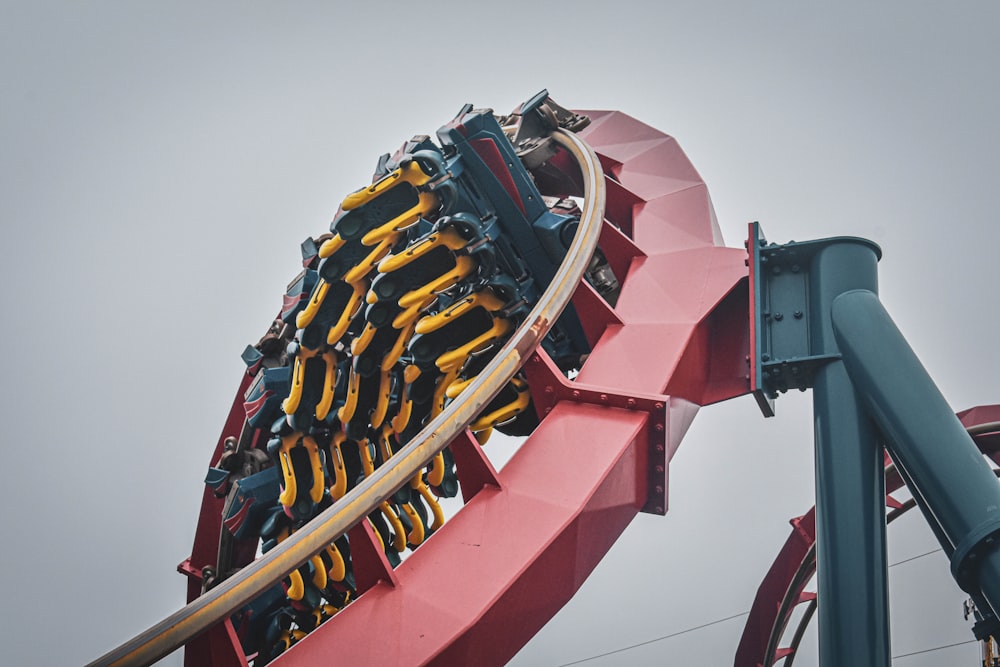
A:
747;222;881;416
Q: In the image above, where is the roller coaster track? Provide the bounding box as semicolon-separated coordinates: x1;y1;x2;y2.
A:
89;126;604;667
90;103;755;666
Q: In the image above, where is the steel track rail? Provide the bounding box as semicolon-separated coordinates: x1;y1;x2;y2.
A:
87;128;606;667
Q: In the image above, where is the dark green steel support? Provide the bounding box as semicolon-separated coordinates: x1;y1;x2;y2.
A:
749;224;890;666
808;242;890;667
832;289;1000;617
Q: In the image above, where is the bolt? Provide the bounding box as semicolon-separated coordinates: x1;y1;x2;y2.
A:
744;258;750;267
761;354;770;361
655;506;665;513
572;390;581;398
655;485;664;494
745;355;751;364
793;310;803;319
654;402;664;410
545;407;552;414
774;312;784;321
771;265;781;275
627;398;636;408
654;423;664;432
655;465;665;473
600;394;608;402
791;264;800;273
544;386;554;394
655;444;665;452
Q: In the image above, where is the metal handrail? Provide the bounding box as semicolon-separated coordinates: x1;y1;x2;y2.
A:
88;127;606;667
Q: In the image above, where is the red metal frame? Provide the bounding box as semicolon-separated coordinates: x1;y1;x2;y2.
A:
183;109;753;666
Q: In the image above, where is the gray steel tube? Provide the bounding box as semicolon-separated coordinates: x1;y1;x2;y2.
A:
832;288;1000;617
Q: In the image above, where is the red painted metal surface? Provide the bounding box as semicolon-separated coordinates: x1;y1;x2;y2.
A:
184;109;752;665
735;405;1000;667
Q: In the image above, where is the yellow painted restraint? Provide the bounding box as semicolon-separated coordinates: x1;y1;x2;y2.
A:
338;366;393;431
274;527;306;602
342;160;436;210
317;233;345;259
327;281;368;346
323;543;346;582
282;347;319;416
350;320;416;372
447;375;531;431
376;424;397;462
349;322;380;356
390;388;413;435
414;287;508;334
337;368;364;427
415;289;515;372
413;476;446;531
391;295;437;331
314;350;339;421
396;255;478;310
381;320;416;371
328;432;348;500
375;427;426;546
310;554;327;590
436;318;514;372
294;279;368;344
399;497;425;546
342;231;403;286
375;226;472;275
339;161;439;246
380;501;407;553
426;451;445;487
432;367;462;419
276;434;326;509
369;369;393;429
295;281;331;331
357;438;375;477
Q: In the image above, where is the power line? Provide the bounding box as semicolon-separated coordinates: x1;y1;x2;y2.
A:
555;611;749;666
893;638;977;660
555;547;952;666
889;548;941;568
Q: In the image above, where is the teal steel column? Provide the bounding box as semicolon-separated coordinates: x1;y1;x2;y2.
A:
832;289;1000;617
809;242;890;666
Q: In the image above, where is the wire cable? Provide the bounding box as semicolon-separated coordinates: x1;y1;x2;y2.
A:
892;638;977;660
555;612;750;666
888;548;941;568
555;548;950;667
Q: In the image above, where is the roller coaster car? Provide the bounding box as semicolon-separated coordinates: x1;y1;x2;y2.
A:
185;93;601;665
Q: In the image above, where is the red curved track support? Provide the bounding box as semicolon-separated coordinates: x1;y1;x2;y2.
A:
183;110;754;666
735;405;1000;667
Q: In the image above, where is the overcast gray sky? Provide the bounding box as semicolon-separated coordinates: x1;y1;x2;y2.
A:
1;2;998;666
